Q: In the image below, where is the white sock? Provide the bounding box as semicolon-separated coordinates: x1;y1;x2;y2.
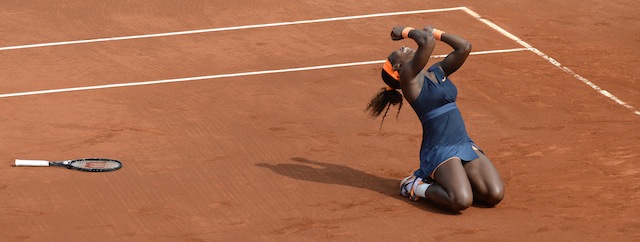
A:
414;182;431;198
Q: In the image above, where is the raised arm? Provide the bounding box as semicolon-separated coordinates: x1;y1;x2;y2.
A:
390;26;436;102
429;28;472;76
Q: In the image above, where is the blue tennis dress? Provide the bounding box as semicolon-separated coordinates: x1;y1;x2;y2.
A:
410;65;479;179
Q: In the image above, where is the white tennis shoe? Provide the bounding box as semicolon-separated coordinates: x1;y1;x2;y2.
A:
400;175;424;201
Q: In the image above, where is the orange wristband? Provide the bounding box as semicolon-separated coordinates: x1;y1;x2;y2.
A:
432;29;444;41
402;27;414;39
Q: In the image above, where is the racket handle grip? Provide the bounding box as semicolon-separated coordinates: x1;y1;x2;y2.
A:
15;159;50;166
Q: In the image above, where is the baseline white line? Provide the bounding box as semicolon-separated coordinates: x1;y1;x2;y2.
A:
0;7;464;51
0;48;527;99
460;7;640;116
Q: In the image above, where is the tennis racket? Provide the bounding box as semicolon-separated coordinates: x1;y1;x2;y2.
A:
14;158;122;172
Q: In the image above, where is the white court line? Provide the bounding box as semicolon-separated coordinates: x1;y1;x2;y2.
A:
0;7;464;51
2;7;636;117
0;48;528;98
460;7;640;116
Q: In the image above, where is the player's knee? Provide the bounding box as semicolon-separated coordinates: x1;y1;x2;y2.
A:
449;192;473;211
488;187;505;205
480;186;505;207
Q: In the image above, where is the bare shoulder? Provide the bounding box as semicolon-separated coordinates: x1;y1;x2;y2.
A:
400;70;425;103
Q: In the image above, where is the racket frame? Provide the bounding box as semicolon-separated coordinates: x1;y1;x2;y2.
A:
15;158;122;172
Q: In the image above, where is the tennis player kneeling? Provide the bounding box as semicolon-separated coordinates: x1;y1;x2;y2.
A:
366;25;504;213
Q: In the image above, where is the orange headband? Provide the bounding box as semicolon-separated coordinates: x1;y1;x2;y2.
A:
383;59;400;81
382;86;396;91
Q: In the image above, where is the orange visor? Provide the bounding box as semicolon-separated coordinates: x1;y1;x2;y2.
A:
383;59;400;81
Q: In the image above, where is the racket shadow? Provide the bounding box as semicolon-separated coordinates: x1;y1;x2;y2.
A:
255;157;457;215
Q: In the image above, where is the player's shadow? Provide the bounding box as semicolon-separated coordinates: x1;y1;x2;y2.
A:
255;157;457;215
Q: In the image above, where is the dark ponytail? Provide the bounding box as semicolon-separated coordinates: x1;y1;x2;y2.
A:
365;70;404;131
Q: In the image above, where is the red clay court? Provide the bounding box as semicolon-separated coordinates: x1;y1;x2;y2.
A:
1;1;639;241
